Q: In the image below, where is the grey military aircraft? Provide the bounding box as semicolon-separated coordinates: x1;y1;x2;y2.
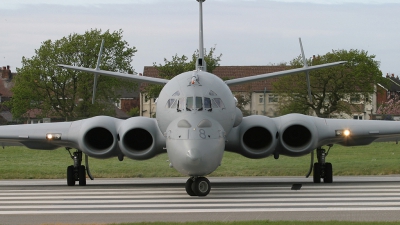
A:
1;0;399;196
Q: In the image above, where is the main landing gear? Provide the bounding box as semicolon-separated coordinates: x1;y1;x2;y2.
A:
311;146;333;183
185;177;211;196
66;148;93;186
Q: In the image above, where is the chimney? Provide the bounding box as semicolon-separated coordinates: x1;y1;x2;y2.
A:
2;66;6;79
392;73;395;78
1;65;11;79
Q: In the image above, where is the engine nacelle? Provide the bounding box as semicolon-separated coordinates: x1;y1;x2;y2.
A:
118;117;165;160
226;115;278;159
276;114;318;156
69;116;120;159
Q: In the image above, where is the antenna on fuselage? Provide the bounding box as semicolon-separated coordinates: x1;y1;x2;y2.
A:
92;39;105;104
299;38;312;105
196;0;207;72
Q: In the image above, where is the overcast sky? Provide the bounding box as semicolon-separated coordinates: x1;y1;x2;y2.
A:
1;0;400;76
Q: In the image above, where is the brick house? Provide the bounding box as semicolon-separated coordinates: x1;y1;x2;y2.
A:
114;89;140;115
0;65;16;124
372;73;400;120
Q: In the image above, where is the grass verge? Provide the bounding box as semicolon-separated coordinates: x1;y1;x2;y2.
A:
0;142;400;179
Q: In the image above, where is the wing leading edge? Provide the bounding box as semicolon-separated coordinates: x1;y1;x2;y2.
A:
224;61;347;86
58;64;169;85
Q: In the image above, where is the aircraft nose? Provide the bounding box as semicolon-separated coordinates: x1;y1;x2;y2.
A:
165;116;226;176
186;148;201;164
167;138;225;176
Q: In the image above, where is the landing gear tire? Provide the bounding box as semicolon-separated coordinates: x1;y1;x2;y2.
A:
78;165;86;186
192;177;211;197
324;163;333;183
313;163;321;183
67;165;75;186
185;178;196;196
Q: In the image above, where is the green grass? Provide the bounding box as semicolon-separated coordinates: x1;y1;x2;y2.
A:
0;142;400;179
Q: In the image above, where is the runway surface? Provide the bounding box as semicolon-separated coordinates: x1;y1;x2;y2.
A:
1;176;400;224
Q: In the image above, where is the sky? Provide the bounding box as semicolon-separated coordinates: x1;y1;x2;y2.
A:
1;0;400;76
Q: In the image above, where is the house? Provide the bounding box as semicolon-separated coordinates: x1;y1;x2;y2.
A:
372;73;400;120
114;88;140;115
0;65;15;103
0;65;16;124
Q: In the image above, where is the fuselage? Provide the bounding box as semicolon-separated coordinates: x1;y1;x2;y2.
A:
156;70;240;176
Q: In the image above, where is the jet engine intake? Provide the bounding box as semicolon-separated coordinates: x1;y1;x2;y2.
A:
277;114;318;156
118;117;165;160
84;127;114;151
226;115;278;159
70;116;120;159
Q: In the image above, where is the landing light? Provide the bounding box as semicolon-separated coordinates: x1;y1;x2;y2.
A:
46;133;62;140
335;129;351;137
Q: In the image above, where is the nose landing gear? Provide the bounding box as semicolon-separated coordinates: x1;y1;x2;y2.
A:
185;177;211;196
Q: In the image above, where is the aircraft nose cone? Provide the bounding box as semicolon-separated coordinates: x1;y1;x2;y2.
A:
167;138;225;176
186;149;201;164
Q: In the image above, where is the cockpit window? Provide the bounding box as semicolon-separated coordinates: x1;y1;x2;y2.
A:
196;97;203;111
209;90;217;96
186;97;194;111
170;99;177;108
172;96;224;112
177;97;184;112
172;91;180;96
204;97;211;109
212;98;225;109
165;99;177;108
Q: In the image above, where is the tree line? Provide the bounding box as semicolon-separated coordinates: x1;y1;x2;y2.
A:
5;29;385;121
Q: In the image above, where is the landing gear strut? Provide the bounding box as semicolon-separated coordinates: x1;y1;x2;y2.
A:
66;148;92;186
312;146;333;183
185;177;211;196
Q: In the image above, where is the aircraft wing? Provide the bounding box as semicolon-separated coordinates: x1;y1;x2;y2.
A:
226;114;400;159
0;121;76;150
0;116;166;159
224;61;346;86
58;64;169;85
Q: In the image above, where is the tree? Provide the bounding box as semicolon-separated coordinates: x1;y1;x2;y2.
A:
9;29;137;120
144;47;222;99
127;107;140;117
272;49;384;118
377;98;400;116
235;93;251;116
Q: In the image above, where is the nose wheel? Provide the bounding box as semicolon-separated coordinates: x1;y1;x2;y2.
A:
185;177;211;196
